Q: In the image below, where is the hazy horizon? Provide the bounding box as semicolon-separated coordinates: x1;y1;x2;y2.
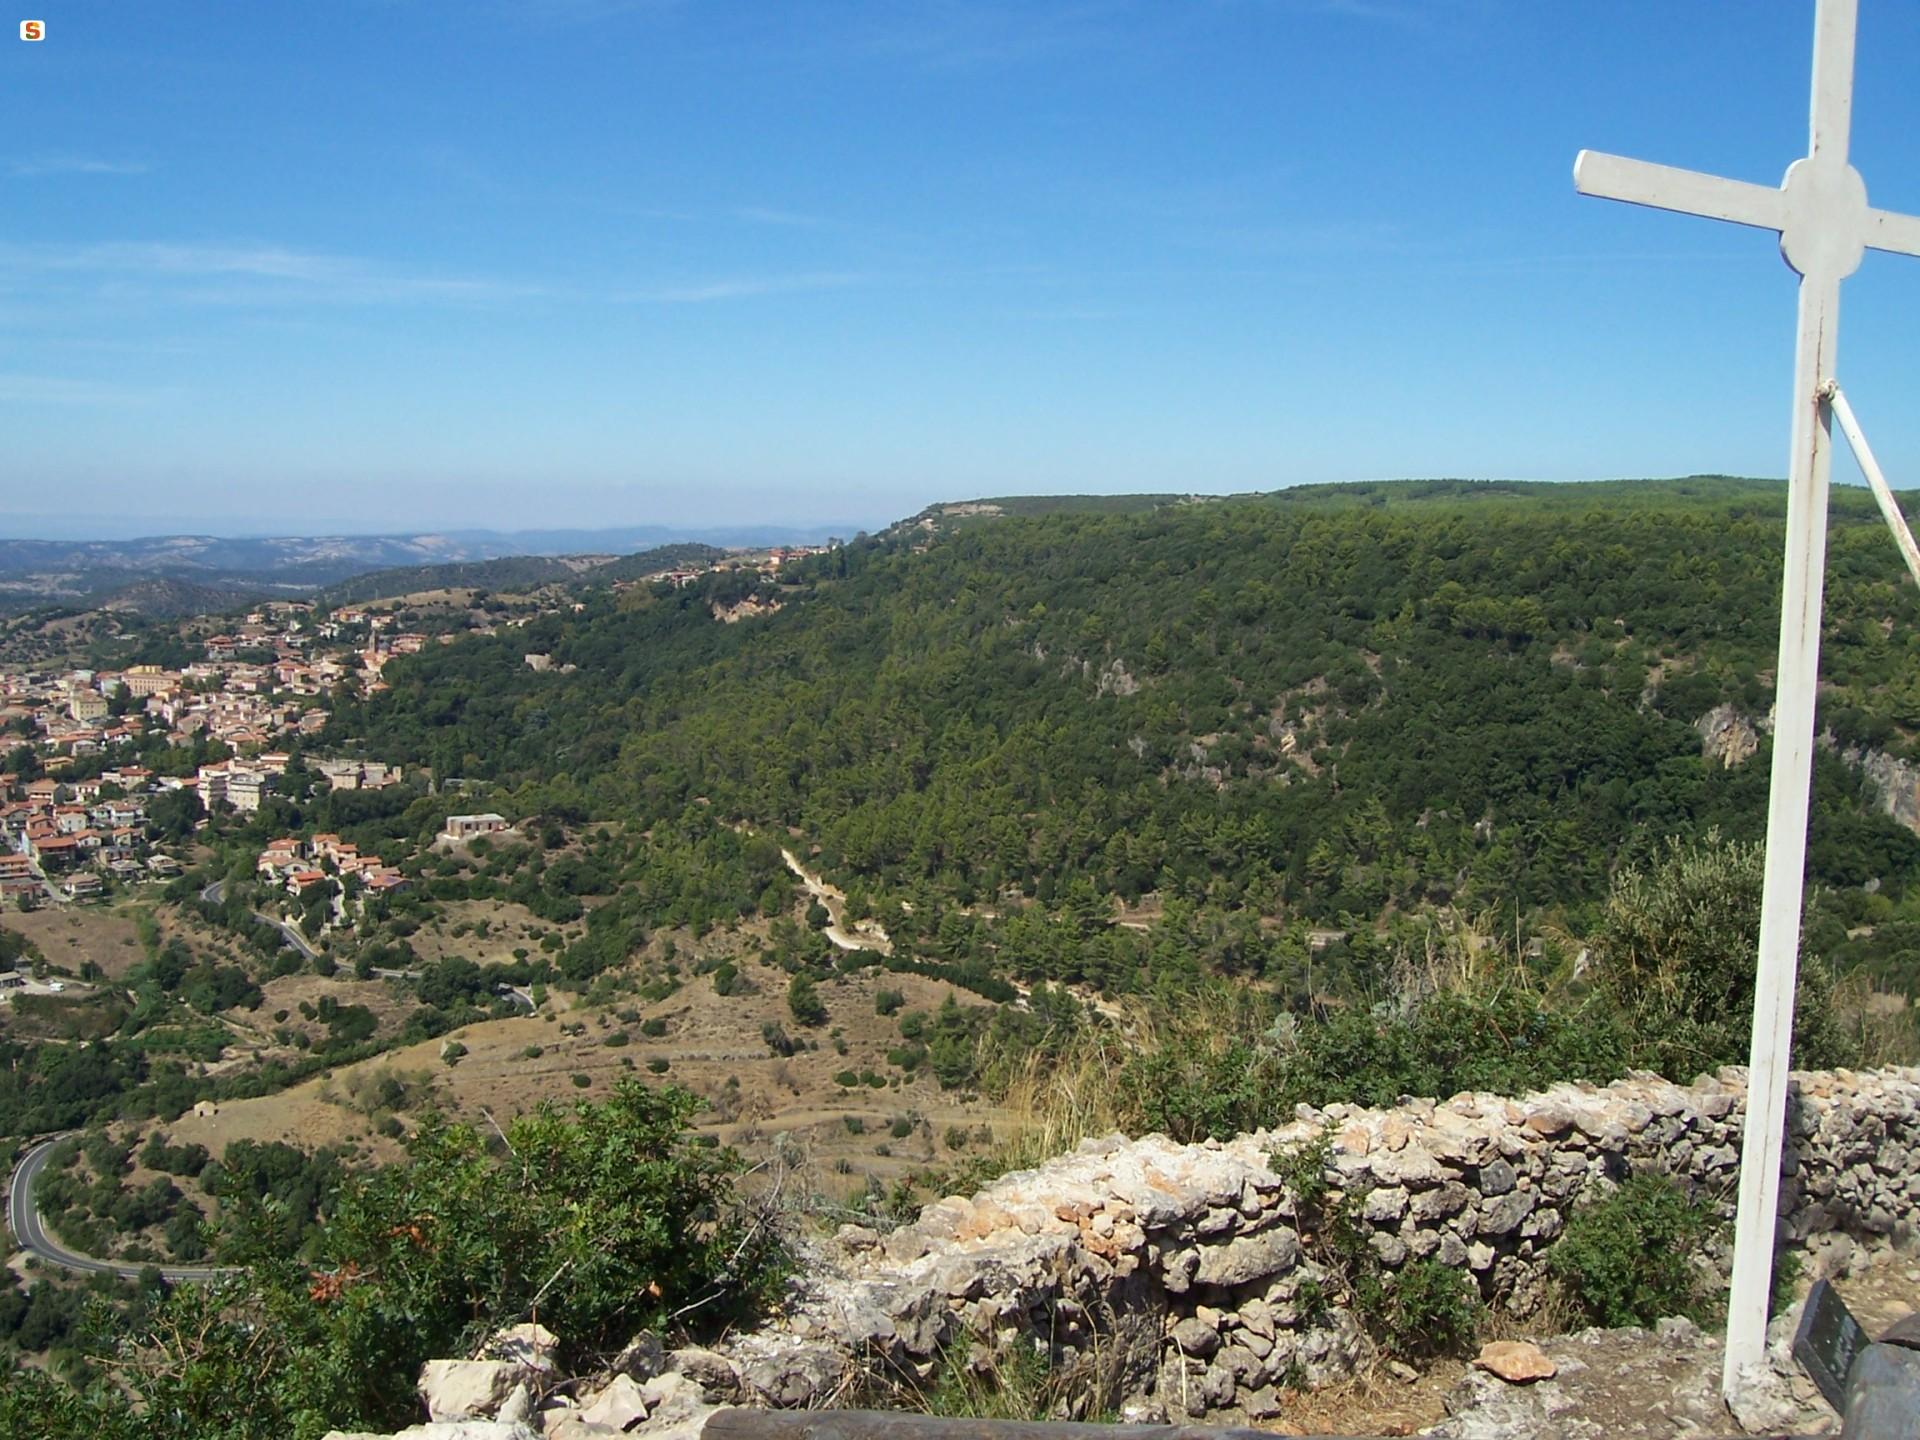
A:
0;471;1833;546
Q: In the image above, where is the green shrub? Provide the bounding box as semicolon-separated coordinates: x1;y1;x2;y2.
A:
1362;1259;1480;1360
787;973;827;1026
1277;988;1628;1115
0;1081;784;1438
889;1116;913;1140
834;1070;859;1087
1121;1039;1277;1143
646;1058;669;1074
1548;1174;1717;1327
1591;834;1854;1078
1270;1134;1479;1363
640;1017;668;1037
571;1073;592;1088
440;1042;467;1067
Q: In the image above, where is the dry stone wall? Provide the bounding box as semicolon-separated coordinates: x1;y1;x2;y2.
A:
689;1066;1920;1424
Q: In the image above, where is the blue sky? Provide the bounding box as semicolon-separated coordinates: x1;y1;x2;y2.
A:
9;1;1920;537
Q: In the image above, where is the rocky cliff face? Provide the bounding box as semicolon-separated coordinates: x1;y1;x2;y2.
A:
1846;744;1920;835
1696;704;1763;769
1694;703;1920;837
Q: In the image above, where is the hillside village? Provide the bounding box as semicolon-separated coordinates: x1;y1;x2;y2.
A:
0;546;823;912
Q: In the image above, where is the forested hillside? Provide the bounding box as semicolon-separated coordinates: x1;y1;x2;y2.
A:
328;477;1920;999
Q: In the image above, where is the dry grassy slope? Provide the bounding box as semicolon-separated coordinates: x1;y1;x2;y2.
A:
5;904;146;980
152;949;1010;1197
402;897;586;968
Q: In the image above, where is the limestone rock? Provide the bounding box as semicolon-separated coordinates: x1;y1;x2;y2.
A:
577;1375;649;1432
1192;1226;1299;1287
1242;1385;1283;1420
735;1342;846;1408
488;1324;560;1374
1474;1340;1556;1383
668;1346;740;1398
327;1425;541;1440
639;1372;709;1428
1478;1188;1537;1237
548;1064;1920;1425
1362;1185;1409;1223
419;1360;541;1422
1170;1316;1221;1357
611;1332;665;1382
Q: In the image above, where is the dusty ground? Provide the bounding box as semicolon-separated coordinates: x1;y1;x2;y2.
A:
1273;1253;1920;1438
5;903;146;979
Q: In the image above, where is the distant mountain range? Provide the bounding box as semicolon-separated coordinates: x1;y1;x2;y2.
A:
0;523;847;616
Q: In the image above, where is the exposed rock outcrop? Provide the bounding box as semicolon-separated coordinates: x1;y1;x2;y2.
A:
1694;702;1920;837
1847;743;1920;834
1696;703;1762;768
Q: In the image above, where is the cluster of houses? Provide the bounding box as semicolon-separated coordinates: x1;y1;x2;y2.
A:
0;766;181;899
0;601;461;766
610;545;830;597
256;831;408;898
0;740;416;906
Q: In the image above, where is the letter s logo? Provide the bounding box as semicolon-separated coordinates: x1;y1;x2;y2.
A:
20;20;44;40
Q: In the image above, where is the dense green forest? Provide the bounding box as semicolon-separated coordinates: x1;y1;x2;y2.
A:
322;478;1920;1001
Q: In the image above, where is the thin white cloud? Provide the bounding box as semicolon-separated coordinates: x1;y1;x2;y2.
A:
0;242;547;306
0;241;874;311
0;373;174;406
9;155;150;179
617;272;868;304
733;206;830;230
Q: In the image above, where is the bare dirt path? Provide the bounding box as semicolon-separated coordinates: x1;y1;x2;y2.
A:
780;849;893;955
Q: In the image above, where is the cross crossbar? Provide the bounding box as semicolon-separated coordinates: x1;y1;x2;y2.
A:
1575;150;1920;263
1574;153;1783;233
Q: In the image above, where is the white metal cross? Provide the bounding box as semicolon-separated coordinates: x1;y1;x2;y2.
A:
1574;0;1920;1404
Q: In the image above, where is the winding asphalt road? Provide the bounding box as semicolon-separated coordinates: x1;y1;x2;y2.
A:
8;1137;235;1282
201;879;321;960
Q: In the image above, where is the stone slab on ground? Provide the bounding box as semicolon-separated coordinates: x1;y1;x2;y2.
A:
1427;1319;1834;1440
326;1423;540;1440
